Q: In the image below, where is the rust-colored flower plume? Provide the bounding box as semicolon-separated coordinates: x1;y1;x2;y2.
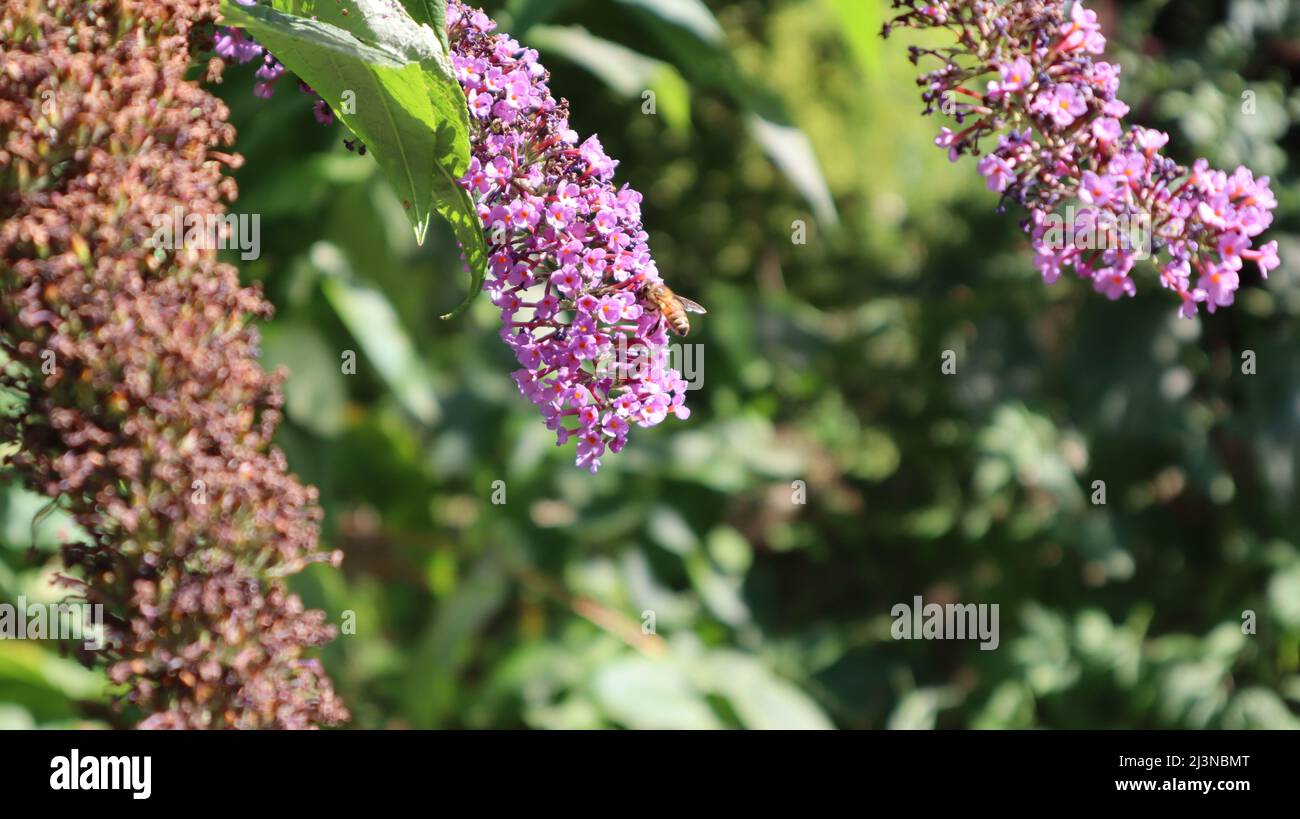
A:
0;0;346;728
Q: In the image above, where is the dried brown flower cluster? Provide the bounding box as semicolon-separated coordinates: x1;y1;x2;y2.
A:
0;0;347;728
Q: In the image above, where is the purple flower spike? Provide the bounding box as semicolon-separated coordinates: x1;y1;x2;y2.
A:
449;2;691;472
225;2;695;471
885;0;1280;316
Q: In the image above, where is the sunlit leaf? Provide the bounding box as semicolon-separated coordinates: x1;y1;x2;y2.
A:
260;322;348;437
504;0;574;32
220;0;487;315
398;0;450;51
701;651;833;730
611;0;840;226
313;243;442;426
823;0;883;81
613;0;724;43
526;25;691;132
592;657;723;729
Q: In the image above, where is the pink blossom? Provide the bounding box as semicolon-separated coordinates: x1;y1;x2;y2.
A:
446;1;691;470
1094;269;1136;300
1246;240;1280;279
1042;84;1087;127
884;0;1278;317
978;154;1016;192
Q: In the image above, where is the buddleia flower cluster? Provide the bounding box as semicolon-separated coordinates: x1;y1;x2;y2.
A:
0;0;346;728
884;0;1280;317
224;1;694;472
448;1;691;472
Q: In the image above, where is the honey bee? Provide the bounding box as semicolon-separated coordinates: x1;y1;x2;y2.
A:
643;283;707;337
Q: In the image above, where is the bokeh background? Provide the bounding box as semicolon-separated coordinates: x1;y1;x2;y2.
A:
3;0;1300;729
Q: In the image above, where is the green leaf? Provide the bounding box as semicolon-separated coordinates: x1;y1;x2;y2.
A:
823;0;884;82
268;0;446;64
887;687;963;730
525;25;691;133
745;114;839;230
613;0;724;43
220;0;487;316
398;0;450;52
1268;564;1300;628
0;480;89;552
684;551;750;626
647;504;698;555
503;0;574;33
611;0;839;227
259;322;348;437
313;243;442;426
0;642;109;703
701;651;833;730
592;657;723;729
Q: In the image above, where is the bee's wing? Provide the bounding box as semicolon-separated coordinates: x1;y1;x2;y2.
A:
676;296;708;314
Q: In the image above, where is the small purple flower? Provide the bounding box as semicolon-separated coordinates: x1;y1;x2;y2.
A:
1034;250;1067;285
213;27;264;64
313;98;334;125
978;154;1016;193
1094;268;1136;300
1217;231;1247;271
1042;84;1086;128
1078;170;1114;206
1064;2;1107;54
887;0;1278;317
1198;264;1240;312
1160;259;1191;291
1245;240;1280;279
1091;117;1121;144
997;57;1033;93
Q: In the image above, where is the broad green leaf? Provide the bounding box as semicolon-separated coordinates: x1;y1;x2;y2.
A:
259;322;348;437
684;550;750;626
647;504;698;555
701;651;833;730
0;480;89;552
504;0;574;32
592;657;723;729
1268;564;1300;628
887;687;963;730
270;0;447;65
313;243;442;425
220;0;440;241
398;0;450;52
613;0;724;43
269;0;487;318
525;25;691;132
971;681;1036;729
220;0;487;316
746;113;840;230
824;0;884;82
611;1;840;227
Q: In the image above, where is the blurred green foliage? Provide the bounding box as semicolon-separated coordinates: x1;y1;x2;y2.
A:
2;0;1300;729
